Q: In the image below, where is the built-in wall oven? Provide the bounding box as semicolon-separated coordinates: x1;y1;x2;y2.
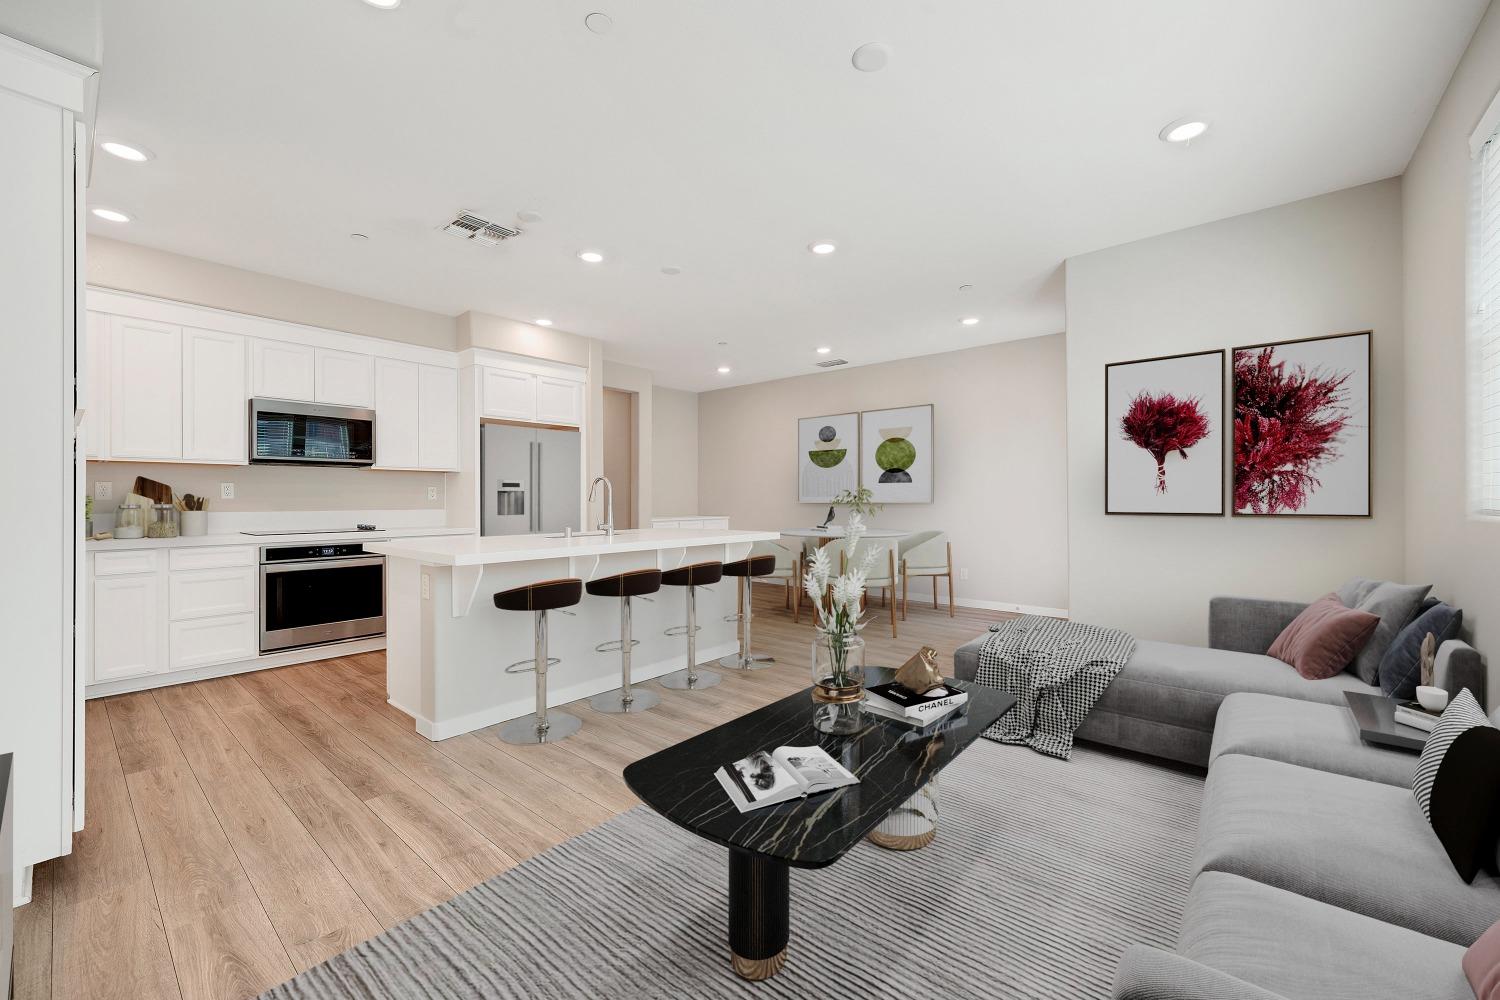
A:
259;543;386;653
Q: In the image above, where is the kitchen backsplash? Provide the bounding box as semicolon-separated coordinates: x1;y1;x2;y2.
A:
86;461;447;513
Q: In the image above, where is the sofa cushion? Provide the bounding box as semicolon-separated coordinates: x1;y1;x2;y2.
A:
1197;753;1500;944
1336;578;1433;685
1381;603;1464;700
1265;593;1379;680
1178;871;1468;1000
1415;689;1500;882
1211;693;1416;786
1466;917;1500;1000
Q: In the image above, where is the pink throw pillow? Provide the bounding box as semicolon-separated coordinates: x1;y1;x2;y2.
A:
1465;916;1500;999
1266;593;1380;680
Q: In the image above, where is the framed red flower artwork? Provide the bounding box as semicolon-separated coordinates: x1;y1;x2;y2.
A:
1232;331;1371;517
1105;349;1225;515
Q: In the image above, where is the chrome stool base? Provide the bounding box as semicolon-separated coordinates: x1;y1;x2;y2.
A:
719;652;775;670
658;667;722;690
497;710;583;745
590;687;661;713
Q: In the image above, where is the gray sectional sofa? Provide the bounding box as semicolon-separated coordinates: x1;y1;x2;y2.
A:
953;595;1495;1000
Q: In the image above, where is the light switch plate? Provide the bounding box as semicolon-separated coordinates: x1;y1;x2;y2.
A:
220;482;235;500
960;568;969;581
93;481;112;501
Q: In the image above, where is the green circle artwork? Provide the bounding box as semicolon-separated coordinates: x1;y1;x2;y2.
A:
876;427;915;483
808;424;847;468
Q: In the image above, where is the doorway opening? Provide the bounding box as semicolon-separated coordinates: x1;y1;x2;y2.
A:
602;387;638;528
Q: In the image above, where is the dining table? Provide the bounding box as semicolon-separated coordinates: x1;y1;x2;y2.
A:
779;526;908;548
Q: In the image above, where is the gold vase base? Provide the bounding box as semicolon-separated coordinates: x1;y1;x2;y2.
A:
731;948;787;981
866;827;936;851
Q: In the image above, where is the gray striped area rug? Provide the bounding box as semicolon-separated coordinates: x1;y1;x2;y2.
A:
261;742;1202;1000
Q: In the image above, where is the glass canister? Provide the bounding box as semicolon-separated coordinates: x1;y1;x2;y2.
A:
147;503;180;539
811;627;866;735
114;502;146;539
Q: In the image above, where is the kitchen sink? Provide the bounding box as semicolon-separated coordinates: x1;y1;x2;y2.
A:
543;529;640;539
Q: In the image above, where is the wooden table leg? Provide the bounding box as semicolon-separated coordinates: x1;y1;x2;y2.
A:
728;848;789;981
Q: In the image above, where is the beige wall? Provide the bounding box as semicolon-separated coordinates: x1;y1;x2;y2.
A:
1065;179;1406;644
653;386;700;518
89;237;458;350
1403;3;1500;662
602;388;637;527
87;461;446;514
697;337;1070;612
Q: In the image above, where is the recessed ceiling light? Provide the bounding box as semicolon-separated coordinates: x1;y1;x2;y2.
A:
578;250;604;263
584;12;613;34
816;346;832;354
717;365;732;374
535;318;554;327
100;140;153;163
1159;118;1209;144
660;265;682;276
851;42;892;73
960;317;980;326
90;207;131;223
361;0;401;9
808;241;837;255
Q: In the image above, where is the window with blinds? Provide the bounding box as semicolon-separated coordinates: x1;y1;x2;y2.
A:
1471;120;1500;516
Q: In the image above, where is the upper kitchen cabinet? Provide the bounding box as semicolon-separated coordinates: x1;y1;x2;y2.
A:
251;338;315;400
315;348;375;407
535;375;584;426
182;328;247;463
373;357;420;469
418;364;460;470
109;317;183;459
481;367;536;421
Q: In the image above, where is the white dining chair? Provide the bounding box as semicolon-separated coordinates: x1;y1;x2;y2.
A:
750;540;800;619
899;531;954;619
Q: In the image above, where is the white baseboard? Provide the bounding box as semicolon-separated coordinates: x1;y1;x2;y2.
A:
84;635;388;698
749;580;1066;619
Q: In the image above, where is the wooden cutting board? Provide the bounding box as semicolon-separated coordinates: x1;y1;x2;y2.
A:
132;476;175;505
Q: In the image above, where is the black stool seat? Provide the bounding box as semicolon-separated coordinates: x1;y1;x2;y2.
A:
586;568;663;599
722;555;776;578
662;561;723;588
494;578;583;612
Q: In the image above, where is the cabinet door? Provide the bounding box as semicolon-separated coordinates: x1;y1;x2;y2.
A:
168;566;257;620
182;328;247;463
316;348;375;407
84;311;109;460
481;367;535;421
169;614;257;670
93;574;162;681
374;357;420;469
251;339;315;400
109;317;182;459
535;375;583;426
418;364;460;470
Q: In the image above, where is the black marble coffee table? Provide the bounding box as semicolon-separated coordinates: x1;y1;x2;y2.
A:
623;669;1015;980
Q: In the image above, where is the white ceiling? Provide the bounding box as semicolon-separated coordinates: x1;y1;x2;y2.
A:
85;0;1485;391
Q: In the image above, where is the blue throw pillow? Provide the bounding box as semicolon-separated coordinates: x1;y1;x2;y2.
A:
1378;602;1463;700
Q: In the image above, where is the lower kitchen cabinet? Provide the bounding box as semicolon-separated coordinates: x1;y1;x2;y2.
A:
169;614;258;670
93;573;163;682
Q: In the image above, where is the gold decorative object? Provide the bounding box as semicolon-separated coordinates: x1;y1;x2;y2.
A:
1419;632;1437;689
731;949;786;981
894;646;943;694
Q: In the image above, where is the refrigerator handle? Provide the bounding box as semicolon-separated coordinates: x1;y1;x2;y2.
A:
535;441;543;533
527;441;536;533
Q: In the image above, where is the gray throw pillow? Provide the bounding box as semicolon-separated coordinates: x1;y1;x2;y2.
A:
1336;578;1434;685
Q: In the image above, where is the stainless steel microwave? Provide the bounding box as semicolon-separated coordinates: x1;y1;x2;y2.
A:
249;398;376;467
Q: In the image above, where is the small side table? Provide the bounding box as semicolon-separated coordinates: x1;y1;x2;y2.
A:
1343;691;1427;753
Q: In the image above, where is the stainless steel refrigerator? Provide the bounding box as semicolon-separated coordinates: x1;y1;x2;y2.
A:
481;424;583;536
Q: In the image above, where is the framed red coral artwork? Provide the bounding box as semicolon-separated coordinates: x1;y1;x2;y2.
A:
1105;349;1225;515
1231;331;1371;517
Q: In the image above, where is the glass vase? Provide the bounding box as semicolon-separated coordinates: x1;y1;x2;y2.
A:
811;628;865;735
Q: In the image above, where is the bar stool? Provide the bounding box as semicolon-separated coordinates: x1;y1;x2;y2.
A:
493;577;584;745
587;568;663;714
718;554;777;670
658;561;724;691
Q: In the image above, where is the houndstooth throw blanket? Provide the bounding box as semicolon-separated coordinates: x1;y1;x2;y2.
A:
975;616;1136;760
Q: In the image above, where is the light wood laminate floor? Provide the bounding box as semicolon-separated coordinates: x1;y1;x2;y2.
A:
15;585;1010;1000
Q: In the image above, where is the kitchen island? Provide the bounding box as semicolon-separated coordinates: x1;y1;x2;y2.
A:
367;527;781;740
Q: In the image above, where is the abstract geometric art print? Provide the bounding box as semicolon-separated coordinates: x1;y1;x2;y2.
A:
860;404;934;504
1105;349;1224;515
1232;331;1371;517
797;413;859;503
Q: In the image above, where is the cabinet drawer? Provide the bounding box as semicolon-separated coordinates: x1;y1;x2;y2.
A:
169;566;257;620
93;549;161;577
168;546;256;571
651;519;681;529
698;518;730;530
169;614;258;670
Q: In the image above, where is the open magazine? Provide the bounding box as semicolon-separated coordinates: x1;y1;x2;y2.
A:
715;745;859;813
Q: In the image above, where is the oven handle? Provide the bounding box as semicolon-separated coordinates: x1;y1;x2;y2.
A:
261;555;387;572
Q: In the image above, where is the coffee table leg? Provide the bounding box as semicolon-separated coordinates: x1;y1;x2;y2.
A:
867;779;939;851
728;848;789;981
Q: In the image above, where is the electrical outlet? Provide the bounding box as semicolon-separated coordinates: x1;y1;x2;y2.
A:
421;573;431;600
427;486;438;501
93;481;112;501
220;482;235;500
960;567;969;581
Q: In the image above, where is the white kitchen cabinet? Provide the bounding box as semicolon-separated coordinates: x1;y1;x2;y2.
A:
251;338;316;400
168;566;257;620
109;317;183;459
316;348;375;407
535;375;584;427
374;357;420;469
482;367;536;421
169;614;257;670
418;364;460;470
84;311;110;460
182;327;247;463
92;574;163;682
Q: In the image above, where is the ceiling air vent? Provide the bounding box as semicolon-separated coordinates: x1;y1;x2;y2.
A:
815;358;848;368
442;211;522;247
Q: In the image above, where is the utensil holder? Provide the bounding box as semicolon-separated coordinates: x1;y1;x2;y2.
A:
181;510;207;537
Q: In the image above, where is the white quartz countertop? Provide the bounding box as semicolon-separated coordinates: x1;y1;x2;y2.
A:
86;526;476;552
365;527;780;566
